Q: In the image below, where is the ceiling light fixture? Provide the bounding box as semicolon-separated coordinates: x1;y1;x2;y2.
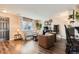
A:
2;10;7;13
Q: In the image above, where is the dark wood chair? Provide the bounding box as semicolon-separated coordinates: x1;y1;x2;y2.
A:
65;25;79;54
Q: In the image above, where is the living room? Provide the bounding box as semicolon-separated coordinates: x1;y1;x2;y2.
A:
0;4;79;54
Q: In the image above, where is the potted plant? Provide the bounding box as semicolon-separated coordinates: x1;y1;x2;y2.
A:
36;22;42;30
68;10;79;20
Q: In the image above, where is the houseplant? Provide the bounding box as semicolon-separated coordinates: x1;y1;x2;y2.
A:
68;10;79;20
36;22;42;30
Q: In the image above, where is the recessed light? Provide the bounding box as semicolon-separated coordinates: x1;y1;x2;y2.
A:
2;10;7;13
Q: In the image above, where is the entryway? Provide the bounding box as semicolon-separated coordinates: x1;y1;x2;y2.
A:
0;17;9;41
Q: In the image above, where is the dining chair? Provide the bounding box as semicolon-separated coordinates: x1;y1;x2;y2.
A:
64;25;79;54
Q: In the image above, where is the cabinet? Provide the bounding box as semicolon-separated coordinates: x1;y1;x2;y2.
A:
53;25;59;34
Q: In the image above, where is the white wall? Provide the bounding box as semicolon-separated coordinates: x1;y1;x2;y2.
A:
46;11;70;39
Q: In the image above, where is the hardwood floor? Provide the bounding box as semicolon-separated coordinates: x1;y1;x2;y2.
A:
0;40;24;54
21;39;66;54
0;39;66;54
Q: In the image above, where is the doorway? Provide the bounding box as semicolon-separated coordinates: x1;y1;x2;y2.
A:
0;17;9;40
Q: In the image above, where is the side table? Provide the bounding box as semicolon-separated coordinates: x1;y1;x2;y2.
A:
14;34;23;40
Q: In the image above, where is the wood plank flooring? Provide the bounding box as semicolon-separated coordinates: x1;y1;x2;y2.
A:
20;39;66;54
0;39;66;54
0;40;24;54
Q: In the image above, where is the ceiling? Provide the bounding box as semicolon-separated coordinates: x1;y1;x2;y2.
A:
0;4;76;20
